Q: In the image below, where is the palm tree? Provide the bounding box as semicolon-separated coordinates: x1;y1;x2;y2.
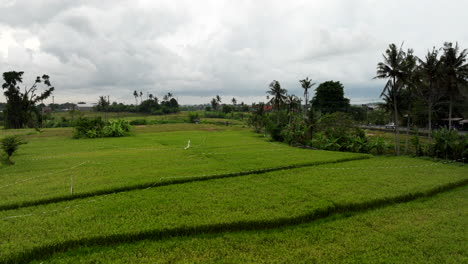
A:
149;93;154;100
374;43;410;155
416;48;444;139
299;77;316;113
216;95;222;104
441;42;468;129
231;97;237;105
139;91;143;104
133;90;138;105
267;80;287;111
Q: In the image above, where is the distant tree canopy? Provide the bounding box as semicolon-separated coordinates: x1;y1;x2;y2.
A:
311;81;350;114
1;71;54;129
94;92;179;115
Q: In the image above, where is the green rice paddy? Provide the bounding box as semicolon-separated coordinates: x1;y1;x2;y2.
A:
0;123;467;263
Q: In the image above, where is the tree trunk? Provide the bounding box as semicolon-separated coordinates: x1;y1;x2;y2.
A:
448;95;453;129
393;79;400;156
428;102;432;141
404;115;410;154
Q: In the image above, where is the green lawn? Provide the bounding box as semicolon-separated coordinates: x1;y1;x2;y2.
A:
0;123;466;263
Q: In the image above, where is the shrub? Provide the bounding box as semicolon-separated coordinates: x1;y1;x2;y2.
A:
73;117;131;139
188;112;200;123
103;120;132;137
1;135;26;164
371;137;390;155
129;119;148;125
73;117;106;138
430;128;459;159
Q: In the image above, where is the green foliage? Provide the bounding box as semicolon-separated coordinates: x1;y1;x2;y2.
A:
430;128;467;160
2;71;55;129
281;116;310;145
0;135;26;163
188;112;200;123
73;117;131;139
102;120;132;137
371;137;390;155
129;119;148;125
410;132;425;156
311;81;350;114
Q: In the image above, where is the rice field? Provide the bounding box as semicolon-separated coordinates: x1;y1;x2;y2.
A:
0;123;467;263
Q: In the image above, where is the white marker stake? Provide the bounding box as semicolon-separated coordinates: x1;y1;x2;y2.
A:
184;139;191;150
70;173;74;195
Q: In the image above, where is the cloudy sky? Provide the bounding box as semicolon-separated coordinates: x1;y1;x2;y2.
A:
0;0;467;105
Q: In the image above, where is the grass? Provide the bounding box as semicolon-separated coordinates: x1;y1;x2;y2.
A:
34;185;467;264
0;156;466;263
0;124;365;209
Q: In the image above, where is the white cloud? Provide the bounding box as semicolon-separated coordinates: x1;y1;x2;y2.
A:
0;0;467;104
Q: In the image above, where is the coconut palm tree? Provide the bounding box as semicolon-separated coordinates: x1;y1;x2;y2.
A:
374;43;409;155
299;77;316;112
231;97;237;105
440;42;468;129
133;90;138;105
416;48;444;139
267;80;287;112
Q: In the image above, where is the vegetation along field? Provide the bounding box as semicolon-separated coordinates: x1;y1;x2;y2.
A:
0;122;467;263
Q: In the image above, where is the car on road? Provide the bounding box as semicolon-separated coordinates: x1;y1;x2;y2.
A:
385;122;395;129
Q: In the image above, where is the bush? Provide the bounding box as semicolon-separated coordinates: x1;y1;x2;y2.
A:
103;120;132;137
73;117;106;138
188;112;200;123
73;117;131;139
1;135;26;164
371;137;390;155
129;119;148;125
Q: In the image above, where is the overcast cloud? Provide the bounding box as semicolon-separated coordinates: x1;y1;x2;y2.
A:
1;0;467;105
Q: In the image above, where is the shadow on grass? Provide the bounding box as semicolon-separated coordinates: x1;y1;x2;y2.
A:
0;156;370;212
3;179;467;264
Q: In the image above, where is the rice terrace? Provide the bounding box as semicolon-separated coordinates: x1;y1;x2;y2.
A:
1;1;468;263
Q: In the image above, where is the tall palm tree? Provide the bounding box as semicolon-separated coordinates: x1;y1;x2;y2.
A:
267;80;287;111
374;43;409;155
441;42;468;129
139;91;143;104
416;48;444;139
133;90;138;105
231;97;237;105
216;95;222;104
299;77;316;113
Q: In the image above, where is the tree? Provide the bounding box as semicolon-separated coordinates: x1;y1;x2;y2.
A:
216;95;222;104
95;96;110;111
210;98;219;110
267;80;287;111
374;43;412;155
231;97;237;105
133;90;138;105
1;135;26;164
299;77;316;113
416;48;445;138
311;81;350;114
2;71;54;129
441;42;468;129
139;91;143;104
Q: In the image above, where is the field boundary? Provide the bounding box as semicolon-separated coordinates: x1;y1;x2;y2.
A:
4;178;467;264
0;155;369;212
